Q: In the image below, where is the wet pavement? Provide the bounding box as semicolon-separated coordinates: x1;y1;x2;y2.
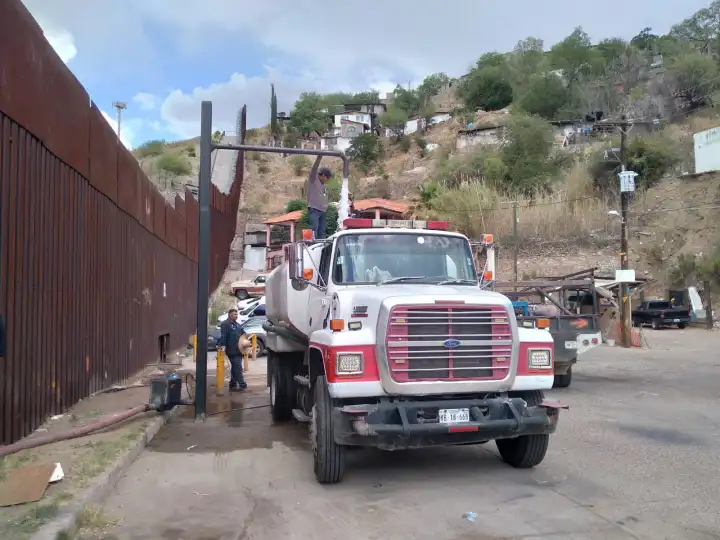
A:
92;329;720;539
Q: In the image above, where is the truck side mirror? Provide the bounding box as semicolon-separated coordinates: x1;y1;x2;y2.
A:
287;242;305;282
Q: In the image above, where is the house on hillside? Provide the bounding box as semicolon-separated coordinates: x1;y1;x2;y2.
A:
456;124;506;150
321;111;373;151
383;109;453;137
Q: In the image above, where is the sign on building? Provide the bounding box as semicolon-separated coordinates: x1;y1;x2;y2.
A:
693;127;720;174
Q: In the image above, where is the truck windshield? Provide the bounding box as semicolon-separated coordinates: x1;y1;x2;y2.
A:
332;233;477;284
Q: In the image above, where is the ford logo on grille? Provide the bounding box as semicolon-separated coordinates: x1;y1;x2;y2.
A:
443;339;461;349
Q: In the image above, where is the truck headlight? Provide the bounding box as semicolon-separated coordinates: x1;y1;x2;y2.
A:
528;349;551;368
336;353;363;375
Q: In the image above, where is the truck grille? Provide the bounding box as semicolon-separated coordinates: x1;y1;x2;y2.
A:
386;304;512;382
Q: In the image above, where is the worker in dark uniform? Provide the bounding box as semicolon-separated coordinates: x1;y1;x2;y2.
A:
217;308;247;391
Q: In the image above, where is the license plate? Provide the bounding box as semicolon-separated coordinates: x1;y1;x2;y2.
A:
673;318;680;323
565;340;578;349
439;408;470;424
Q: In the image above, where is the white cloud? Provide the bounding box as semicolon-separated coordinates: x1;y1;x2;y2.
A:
133;93;158;111
101;110;135;149
38;22;77;64
22;0;713;140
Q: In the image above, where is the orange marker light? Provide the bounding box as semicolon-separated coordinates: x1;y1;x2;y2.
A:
301;229;313;240
482;234;494;243
302;268;314;280
536;318;551;329
329;319;345;332
483;270;493;280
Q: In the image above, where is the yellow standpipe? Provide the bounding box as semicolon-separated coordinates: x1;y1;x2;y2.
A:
192;334;197;363
216;348;225;395
251;334;257;362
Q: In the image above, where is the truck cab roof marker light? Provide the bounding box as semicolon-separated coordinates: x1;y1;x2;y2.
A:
343;218;450;231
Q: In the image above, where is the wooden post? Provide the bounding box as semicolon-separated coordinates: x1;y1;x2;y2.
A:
216;349;225;395
704;280;714;330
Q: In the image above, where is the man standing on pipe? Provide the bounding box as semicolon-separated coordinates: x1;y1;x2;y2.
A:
306;156;332;240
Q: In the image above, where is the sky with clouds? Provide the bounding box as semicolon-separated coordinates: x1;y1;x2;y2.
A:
22;0;710;149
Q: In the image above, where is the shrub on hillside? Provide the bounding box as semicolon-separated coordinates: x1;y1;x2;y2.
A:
398;136;412;152
288;155;311;176
135;140;166;158
590;132;681;194
346;133;382;173
285;199;307;213
156;153;192;176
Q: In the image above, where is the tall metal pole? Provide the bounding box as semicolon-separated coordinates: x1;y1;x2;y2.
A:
512;202;519;284
195;101;213;420
116;107;122;141
619;115;631;348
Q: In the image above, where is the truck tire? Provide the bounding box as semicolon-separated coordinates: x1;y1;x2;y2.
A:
270;354;294;422
312;376;346;484
678;323;687;329
553;365;572;388
651;318;661;330
496;390;549;469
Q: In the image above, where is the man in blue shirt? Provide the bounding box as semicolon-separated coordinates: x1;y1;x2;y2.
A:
217;308;247;391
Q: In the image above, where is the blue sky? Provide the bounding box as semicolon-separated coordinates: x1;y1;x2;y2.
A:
22;0;711;150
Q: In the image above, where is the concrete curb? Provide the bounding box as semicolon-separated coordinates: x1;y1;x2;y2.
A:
30;405;184;540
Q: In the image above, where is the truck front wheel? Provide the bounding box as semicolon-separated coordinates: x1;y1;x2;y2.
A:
496;390;549;468
312;376;346;484
270;353;294;422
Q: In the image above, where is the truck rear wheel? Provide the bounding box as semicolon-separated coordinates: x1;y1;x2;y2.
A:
312;376;346;484
270;353;294;422
496;390;549;469
553;365;572;388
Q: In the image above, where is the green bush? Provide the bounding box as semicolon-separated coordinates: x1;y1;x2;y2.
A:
288;155;311;176
186;146;196;158
258;164;270;174
591;133;681;194
398;136;412;152
156;153;192;176
285;199;307;213
346;133;382;173
414;135;427;150
135;140;166;158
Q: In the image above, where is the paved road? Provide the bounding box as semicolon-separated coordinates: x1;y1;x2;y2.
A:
94;329;720;540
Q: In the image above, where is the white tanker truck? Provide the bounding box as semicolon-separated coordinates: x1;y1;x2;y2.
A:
263;217;567;484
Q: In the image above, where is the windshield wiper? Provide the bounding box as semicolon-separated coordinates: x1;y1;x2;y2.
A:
377;276;428;285
437;279;479;286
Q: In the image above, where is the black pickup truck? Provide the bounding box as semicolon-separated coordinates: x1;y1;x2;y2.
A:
632;301;691;329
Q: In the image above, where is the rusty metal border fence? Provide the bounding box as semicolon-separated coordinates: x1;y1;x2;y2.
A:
0;0;245;445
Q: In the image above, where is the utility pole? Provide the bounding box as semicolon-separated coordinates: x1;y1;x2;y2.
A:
112;100;127;141
619;115;631;348
512;202;519;284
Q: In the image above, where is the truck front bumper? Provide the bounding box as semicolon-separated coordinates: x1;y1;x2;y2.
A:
332;397;567;450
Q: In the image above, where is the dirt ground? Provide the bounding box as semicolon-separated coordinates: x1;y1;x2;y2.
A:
71;327;720;540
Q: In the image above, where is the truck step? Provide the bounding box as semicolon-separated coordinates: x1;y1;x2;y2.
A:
292;409;311;423
293;375;311;386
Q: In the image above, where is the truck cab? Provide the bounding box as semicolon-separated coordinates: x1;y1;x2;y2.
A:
264;218;566;484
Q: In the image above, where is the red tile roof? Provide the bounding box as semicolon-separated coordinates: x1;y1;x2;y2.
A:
354;198;410;214
263;210;303;225
263;198;410;225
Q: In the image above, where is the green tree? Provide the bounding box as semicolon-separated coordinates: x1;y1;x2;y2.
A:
351;90;381;104
500;114;555;195
156;153;192;176
596;38;630;68
475;52;507;70
417;73;450;104
516;73;568;119
631;27;659;51
135;140;166;158
458;66;514;111
346;133;382;173
549;27;603;90
668;52;719;110
270;84;279;139
379;107;409;140
290;92;331;137
285;199;307;213
508;37;545;88
669;1;720;55
391;85;422;116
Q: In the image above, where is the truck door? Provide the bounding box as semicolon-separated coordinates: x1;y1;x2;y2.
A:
308;243;333;331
